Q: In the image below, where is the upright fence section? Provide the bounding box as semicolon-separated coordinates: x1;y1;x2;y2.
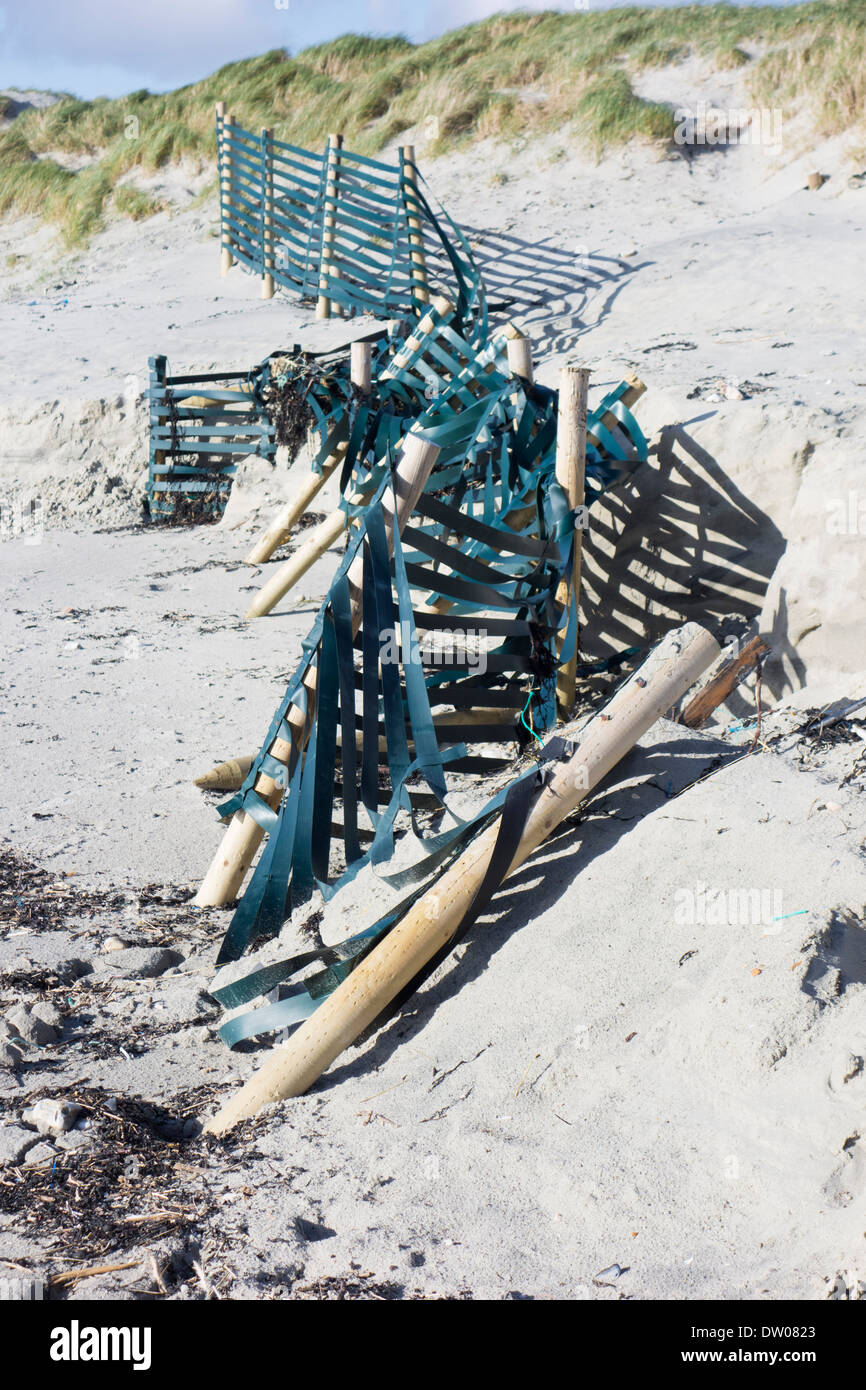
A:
215;107;486;343
147;356;276;520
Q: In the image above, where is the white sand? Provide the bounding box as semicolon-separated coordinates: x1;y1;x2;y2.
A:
1;55;866;1299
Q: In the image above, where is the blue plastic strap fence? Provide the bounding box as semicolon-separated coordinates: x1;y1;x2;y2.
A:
263;310;648;523
207;364;648;1046
217;113;486;341
146;355;276;520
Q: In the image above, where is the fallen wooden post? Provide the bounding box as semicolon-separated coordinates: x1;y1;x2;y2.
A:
679;634;769;729
246;293;447;583
245;509;347;619
197;701;525;793
195;428;440;908
243;449;345;567
205;620;720;1132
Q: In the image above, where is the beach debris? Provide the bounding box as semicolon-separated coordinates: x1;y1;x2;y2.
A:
48;1260;142;1289
22;1098;83;1137
0;1083;226;1261
806;171;827;191
594;1263;625;1286
679;635;769;729
848;172;866;191
803;696;866;740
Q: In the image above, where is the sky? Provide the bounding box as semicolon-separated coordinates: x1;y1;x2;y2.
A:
0;0;801;100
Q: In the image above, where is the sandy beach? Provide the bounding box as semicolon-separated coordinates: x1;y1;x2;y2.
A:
1;41;866;1301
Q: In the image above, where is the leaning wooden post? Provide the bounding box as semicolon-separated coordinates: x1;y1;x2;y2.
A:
399;145;429;309
244;344;377;595
379;294;452;383
195;429;440;908
316;133;343;320
555;365;590;719
244;449;345;568
244;340;373;567
216;104;235;276
205;621;720;1131
245;509;347;618
260;126;274;299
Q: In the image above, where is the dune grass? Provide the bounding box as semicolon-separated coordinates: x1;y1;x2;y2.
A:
1;2;863;245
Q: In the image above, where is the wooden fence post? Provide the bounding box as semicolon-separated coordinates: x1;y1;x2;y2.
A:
505;327;534;384
148;354;168;513
400;145;429;308
316;133;343;320
555;364;591;718
216;103;235;276
350;339;372;394
260;126;274;299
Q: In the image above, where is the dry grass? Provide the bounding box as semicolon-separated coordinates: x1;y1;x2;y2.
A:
0;3;863;244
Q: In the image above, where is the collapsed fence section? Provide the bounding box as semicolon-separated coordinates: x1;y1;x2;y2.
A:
215;106;486;343
147;356;276;521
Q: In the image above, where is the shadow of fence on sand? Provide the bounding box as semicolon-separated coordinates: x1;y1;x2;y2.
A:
579;416;788;680
422;221;646;356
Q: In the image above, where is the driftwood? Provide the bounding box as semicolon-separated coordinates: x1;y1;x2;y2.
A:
679;634;769;729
